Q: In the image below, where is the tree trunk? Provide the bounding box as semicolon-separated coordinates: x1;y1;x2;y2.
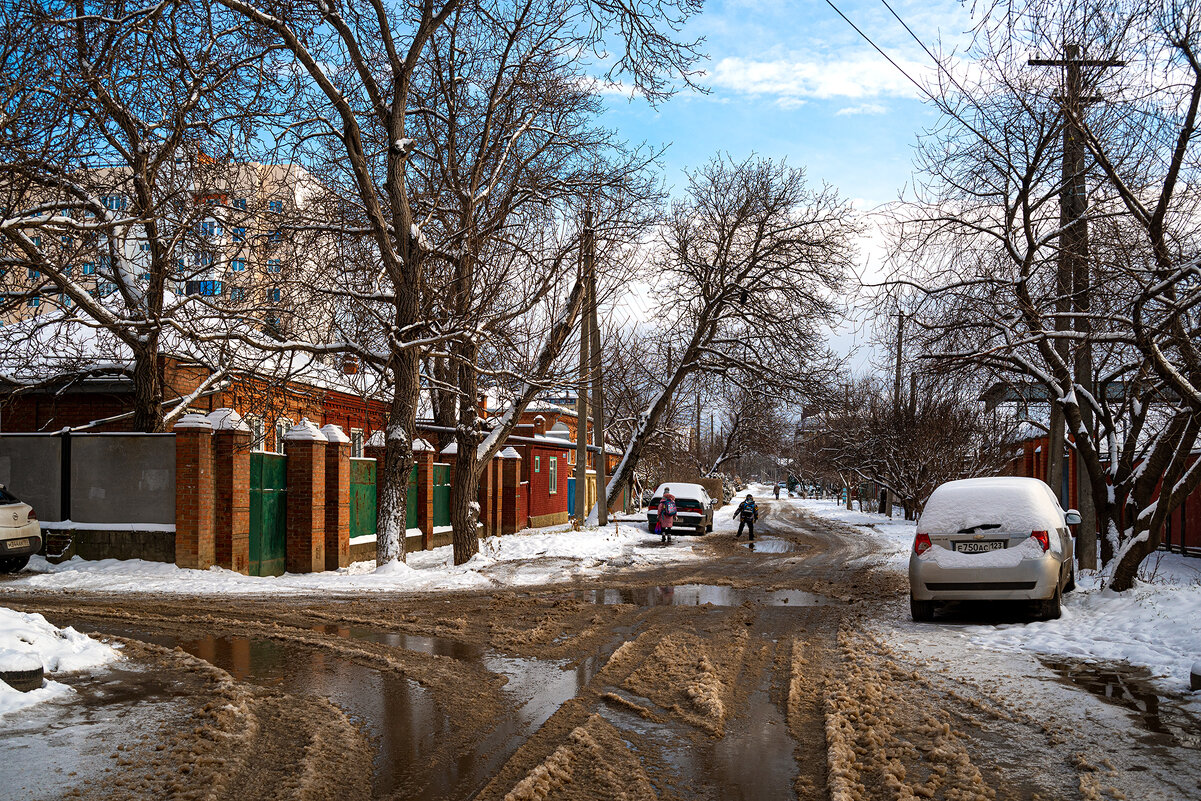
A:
130;342;164;433
452;339;482;566
376;348;420;566
1109;523;1159;592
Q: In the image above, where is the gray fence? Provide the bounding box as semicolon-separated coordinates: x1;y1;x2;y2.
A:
0;433;175;525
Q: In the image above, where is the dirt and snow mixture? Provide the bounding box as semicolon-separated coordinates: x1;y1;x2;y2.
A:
0;606;121;715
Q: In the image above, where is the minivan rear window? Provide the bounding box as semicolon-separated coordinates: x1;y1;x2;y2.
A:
0;487;18;504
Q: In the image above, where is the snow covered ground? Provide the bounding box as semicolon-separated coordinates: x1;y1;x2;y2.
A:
0;607;121;715
0;519;709;598
797;496;1201;696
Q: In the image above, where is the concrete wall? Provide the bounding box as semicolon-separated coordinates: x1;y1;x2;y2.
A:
71;434;175;524
0;435;62;520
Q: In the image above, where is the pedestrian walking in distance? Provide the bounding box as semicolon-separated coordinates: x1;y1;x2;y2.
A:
657;488;678;543
734;493;759;540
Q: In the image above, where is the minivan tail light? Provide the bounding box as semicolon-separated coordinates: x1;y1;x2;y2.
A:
1031;530;1050;552
914;533;932;555
26;509;36;521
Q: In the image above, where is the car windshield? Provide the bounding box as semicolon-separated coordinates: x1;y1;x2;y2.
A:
0;486;18;504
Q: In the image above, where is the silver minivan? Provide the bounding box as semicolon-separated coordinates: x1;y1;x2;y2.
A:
908;477;1079;622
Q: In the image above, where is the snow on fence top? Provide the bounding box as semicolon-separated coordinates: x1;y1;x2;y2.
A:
283;418;327;443
918;476;1066;534
320;424;350;443
207;407;249;432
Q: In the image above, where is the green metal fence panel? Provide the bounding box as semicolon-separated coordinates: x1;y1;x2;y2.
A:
249;452;287;577
406;464;417;530
349;458;377;542
432;463;451;528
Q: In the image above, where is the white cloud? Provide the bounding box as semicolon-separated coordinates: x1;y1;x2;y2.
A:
706;53;930;104
835;103;888;116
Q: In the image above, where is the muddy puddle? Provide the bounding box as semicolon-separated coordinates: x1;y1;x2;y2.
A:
1042;658;1201;749
575;583;837;608
83;623;609;800
740;537;797;553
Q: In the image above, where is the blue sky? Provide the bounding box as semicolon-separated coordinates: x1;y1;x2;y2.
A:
600;0;980;371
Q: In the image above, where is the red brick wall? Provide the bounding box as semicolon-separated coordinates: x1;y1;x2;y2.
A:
212;429;250;574
175;424;215;569
285;439;325;573
526;442;570;520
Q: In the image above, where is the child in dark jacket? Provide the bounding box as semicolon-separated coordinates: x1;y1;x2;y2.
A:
734;494;758;540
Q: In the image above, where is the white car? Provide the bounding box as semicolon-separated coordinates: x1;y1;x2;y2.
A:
0;485;41;573
647;482;716;535
908;477;1079;622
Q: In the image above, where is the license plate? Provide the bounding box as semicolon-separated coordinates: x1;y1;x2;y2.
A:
954;541;1005;553
5;538;29;550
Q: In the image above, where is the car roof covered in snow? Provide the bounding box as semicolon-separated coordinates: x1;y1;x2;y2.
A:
918;476;1065;534
652;482;708;500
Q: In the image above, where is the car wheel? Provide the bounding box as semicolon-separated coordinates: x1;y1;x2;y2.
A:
0;664;44;692
696;526;706;536
647;523;655;533
910;595;935;622
0;554;30;574
1037;585;1062;621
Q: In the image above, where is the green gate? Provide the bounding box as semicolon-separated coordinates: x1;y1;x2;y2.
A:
249;452;287;577
350;458;377;541
433;463;451;528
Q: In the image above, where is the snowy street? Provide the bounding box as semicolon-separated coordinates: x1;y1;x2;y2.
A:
2;491;1198;800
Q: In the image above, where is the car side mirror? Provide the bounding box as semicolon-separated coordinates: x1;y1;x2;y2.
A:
1064;509;1082;526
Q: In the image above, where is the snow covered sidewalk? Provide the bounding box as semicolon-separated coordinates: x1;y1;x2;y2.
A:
0;520;706;597
796;496;1201;695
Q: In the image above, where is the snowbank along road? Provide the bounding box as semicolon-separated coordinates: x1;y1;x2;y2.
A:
2;498;1198;800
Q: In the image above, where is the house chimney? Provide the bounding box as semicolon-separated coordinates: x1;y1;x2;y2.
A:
342;354;359;375
533;415;546;435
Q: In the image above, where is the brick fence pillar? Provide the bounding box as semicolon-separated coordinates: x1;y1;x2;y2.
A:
500;448;522;535
284;419;326;573
414;440;435;550
321;424;351;570
208;408;251;574
174;414;215;570
477;458;493;538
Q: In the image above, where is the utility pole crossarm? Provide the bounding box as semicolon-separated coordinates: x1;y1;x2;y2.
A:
1028;58;1125;67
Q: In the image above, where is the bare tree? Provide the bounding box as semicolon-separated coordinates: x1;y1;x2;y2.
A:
605;154;858;509
886;0;1201;589
0;0;277;431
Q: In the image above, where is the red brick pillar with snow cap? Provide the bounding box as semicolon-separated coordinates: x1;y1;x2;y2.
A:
321;424;351;570
174;414;215;570
208;408;251;574
499;447;523;535
284;419;327;574
414;438;435;550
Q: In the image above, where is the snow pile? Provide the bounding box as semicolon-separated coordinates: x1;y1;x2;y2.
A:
4;521;703;596
0;606;121;715
973;567;1201;693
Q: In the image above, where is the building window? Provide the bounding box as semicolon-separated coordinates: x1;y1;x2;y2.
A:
27;267;39;279
184;280;223;296
101;195;127;211
230;258;246;272
232;198;247;211
247;416;265;449
275;418;292;453
549;457;558;494
266;259;281;273
230;286;245;301
534;455;540;473
140;243;151;252
31;236;41;248
198;219;220;238
61;235;73;246
97;281;117;295
194;251;214;267
268;230;283;243
59;294;72;308
27;297;39;308
82;262;96;275
350;429;364;458
267;287;281;303
268;200;283;213
232;226;246;242
568;449;575;465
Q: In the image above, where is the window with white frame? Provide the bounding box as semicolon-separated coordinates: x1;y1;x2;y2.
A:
350;429;364;458
275;417;292;453
534;455;540;473
247;416;265;449
548;457;558;494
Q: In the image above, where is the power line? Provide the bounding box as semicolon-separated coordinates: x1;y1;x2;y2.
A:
822;0;937;105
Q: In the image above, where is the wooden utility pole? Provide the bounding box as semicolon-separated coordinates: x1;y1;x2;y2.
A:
585;209;608;525
1030;44;1122;569
574;217;590;526
893;312;905;408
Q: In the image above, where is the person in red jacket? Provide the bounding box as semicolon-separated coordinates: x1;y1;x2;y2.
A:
656;488;678;543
